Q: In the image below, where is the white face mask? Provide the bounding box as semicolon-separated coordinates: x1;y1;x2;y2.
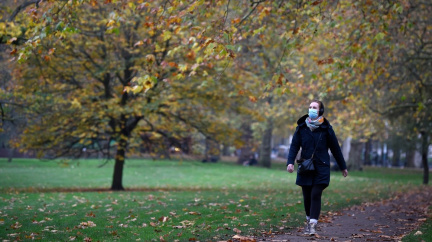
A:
308;109;318;119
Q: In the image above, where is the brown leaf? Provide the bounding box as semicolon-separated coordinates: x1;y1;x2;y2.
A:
317;57;334;65
233;228;241;234
276;74;284;86
10;48;17;55
86;212;96;217
10;222;22;229
158;216;169;222
150;222;157;227
311;0;323;6
186;51;196;59
188;212;201;215
232;235;256;241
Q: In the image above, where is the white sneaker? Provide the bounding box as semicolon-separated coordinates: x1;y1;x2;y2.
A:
303;220;310;234
309;222;317;235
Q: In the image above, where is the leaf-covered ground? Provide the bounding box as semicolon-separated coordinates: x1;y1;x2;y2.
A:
264;186;432;242
0;158;428;241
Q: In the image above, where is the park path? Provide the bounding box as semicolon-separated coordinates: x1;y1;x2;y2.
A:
255;187;431;242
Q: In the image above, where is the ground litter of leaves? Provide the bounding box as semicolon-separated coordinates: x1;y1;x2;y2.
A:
2;187;430;242
256;186;432;242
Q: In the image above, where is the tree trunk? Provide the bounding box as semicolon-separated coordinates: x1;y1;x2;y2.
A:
260;118;273;168
364;139;372;165
405;148;416;168
237;122;253;164
7;148;14;162
111;138;126;190
222;143;230;156
421;132;429;185
392;147;401;167
348;140;363;171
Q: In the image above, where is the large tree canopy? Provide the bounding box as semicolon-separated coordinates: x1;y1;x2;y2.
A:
1;0;430;185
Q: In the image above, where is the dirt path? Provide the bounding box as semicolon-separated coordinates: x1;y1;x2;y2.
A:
258;187;431;242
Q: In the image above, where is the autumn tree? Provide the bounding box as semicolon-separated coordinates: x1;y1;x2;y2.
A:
367;0;432;183
2;0;253;190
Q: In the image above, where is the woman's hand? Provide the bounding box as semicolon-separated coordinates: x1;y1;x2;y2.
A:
342;169;348;177
287;164;294;173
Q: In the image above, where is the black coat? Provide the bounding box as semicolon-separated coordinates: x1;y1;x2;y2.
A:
287;115;347;186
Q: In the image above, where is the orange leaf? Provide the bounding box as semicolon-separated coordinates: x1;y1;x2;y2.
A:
186;51;195;59
134;41;144;47
10;48;17;55
276;74;284;86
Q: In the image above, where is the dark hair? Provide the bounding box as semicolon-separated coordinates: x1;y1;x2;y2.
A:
312;100;325;116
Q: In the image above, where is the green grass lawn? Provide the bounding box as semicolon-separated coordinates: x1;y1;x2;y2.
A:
403;218;432;242
0;158;427;241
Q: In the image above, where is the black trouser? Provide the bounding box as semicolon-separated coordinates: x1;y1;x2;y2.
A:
301;184;327;220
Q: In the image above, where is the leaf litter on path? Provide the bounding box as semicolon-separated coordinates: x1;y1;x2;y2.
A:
259;187;432;241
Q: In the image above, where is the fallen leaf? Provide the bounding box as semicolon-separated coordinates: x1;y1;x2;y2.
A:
232;234;256;241
150;222;157;227
158;216;169;222
414;231;423;235
10;222;22;229
188;212;201;215
78;221;96;229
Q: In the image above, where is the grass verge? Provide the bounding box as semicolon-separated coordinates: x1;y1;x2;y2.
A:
402;207;432;242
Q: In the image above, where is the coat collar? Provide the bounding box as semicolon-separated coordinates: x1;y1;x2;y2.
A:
297;114;330;129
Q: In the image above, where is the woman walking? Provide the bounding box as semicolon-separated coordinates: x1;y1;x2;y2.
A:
286;100;348;235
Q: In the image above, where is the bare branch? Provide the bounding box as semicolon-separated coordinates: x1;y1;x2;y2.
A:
222;0;231;28
9;0;41;21
237;0;266;26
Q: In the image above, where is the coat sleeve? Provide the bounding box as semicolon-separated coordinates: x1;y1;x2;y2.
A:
287;127;301;166
327;126;347;170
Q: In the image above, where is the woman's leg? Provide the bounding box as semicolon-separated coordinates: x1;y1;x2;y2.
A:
310;184;327;220
301;185;313;217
